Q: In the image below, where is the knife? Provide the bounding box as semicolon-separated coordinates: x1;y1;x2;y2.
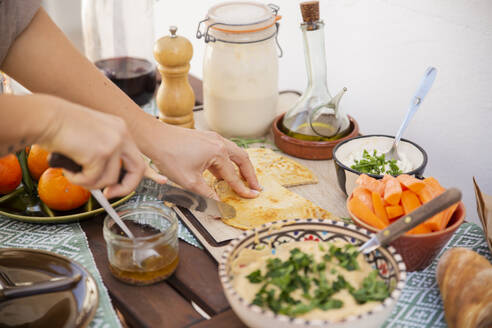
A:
359;188;461;254
48;153;236;219
0;273;81;302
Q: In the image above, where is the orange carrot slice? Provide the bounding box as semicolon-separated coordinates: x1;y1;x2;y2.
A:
440;203;460;230
371;191;389;225
348;196;386;230
383;175;402;205
356;174;384;196
408;223;433;234
401;190;421;215
353;187;374;212
386;205;404;220
424;177;445;192
397;174;425;193
424;177;459;230
419;178;445;231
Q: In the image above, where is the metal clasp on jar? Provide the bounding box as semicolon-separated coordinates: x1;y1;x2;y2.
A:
196;3;283;57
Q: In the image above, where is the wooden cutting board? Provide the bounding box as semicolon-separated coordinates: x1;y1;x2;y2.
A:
175;111;350;261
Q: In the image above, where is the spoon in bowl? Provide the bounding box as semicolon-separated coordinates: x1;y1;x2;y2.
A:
384;67;437;161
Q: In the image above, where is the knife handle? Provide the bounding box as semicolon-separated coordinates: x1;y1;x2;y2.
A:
49;153;126;183
376;188;461;245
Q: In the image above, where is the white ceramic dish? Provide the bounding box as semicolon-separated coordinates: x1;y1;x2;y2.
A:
332;135;428;196
218;219;407;328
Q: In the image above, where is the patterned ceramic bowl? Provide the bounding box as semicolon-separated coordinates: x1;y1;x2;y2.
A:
219;219;407;328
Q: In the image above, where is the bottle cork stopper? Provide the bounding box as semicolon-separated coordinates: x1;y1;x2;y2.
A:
300;1;319;23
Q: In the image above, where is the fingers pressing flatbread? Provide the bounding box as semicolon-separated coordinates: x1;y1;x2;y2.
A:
216;175;335;230
203;148;317;188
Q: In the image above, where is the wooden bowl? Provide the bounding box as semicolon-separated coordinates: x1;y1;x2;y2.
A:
272;114;360;160
219;219;406;328
347;197;466;272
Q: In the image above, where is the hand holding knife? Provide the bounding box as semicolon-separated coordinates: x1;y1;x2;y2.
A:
48;153;236;219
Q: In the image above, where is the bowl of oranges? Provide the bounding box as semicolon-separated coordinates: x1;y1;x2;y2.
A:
0;146;133;223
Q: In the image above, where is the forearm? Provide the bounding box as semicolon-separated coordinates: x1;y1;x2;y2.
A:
1;7;162;158
0;94;58;156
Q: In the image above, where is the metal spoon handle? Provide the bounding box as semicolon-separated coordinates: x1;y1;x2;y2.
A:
48;153;134;239
393;67;437;149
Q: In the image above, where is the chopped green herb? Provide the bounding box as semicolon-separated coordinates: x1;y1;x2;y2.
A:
230;137;266;148
246;244;388;317
318;298;343;311
247;270;264;283
351;270;390;304
351;149;402;176
341;217;353;224
327;244;360;271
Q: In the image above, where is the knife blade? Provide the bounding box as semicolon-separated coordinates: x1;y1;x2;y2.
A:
48;153;236;219
359;188;461;254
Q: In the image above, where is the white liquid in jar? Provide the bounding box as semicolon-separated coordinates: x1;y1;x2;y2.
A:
204;93;278;137
202;26;279;138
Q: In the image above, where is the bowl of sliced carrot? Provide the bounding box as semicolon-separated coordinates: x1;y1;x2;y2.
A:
347;173;465;271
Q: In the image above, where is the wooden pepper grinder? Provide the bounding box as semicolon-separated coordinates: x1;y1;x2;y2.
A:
154;26;195;128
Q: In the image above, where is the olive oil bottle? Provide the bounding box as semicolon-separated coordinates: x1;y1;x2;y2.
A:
282;1;350;141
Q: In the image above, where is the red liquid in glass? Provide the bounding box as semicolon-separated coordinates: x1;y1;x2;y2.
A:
95;57;156;106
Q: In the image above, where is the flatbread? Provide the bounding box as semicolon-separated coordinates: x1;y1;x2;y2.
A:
216;175;335;230
203;148;317;188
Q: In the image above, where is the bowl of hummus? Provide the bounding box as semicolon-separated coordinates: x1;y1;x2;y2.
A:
219;219;406;328
332;135;428;196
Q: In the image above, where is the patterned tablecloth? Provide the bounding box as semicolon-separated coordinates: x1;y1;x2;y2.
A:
176;216;490;328
0;189;489;328
383;222;491;327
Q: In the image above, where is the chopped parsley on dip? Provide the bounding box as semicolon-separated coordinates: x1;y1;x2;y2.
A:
231;241;389;321
347;149;413;176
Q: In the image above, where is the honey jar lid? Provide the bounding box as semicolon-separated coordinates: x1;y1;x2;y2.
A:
153;26;193;67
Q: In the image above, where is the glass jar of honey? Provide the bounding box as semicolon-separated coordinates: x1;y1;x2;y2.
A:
103;202;179;285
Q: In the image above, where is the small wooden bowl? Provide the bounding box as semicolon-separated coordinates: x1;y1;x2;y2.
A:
271;113;360;160
347;197;466;272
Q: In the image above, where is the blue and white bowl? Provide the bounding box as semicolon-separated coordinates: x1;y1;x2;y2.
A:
218;219;407;328
333;135;428;196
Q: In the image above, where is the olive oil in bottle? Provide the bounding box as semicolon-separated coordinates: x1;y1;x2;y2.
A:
282;1;350;141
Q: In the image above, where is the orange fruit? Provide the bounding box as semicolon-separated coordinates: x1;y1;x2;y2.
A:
38;168;90;211
28;145;50;180
0;154;22;194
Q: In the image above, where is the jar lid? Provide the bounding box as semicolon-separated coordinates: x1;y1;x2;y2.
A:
207;1;281;34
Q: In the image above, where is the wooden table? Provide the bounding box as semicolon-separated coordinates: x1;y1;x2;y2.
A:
81;76;349;327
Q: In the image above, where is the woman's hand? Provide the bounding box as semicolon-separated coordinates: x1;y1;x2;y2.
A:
149;124;261;200
37;95;165;198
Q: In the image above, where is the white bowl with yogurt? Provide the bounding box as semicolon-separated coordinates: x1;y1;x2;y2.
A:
332;135;428;196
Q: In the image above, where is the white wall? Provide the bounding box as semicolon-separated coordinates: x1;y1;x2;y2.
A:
44;0;492;225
